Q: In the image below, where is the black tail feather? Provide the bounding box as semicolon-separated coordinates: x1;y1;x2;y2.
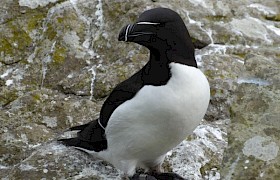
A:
58;119;107;152
58;137;107;152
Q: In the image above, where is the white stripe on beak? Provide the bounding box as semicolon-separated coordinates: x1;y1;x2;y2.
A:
136;22;160;25
125;24;131;42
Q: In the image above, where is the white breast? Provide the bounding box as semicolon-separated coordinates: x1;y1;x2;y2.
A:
100;62;210;174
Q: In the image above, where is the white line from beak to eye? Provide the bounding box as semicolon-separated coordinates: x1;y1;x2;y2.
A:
136;22;160;25
125;24;131;42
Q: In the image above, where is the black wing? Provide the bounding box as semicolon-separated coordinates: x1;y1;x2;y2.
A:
59;69;145;152
59;61;170;152
58;120;107;152
99;70;145;127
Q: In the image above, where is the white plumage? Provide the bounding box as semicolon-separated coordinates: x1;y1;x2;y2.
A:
78;62;210;176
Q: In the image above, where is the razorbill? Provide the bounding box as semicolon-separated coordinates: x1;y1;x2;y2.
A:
59;7;210;179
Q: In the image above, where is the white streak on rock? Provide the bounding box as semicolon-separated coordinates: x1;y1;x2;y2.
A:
95;0;104;27
248;4;276;15
185;10;197;24
266;25;280;36
41;41;56;87
88;66;97;100
0;165;9;169
237;77;271;86
19;164;37;171
1;68;13;78
5;79;13;86
19;0;59;9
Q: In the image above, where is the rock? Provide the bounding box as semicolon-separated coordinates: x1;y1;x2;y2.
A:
5;142;120;179
0;0;280;179
221;83;280;179
0;88;103;175
244;53;280;88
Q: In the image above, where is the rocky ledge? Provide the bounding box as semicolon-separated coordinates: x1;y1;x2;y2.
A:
0;0;279;179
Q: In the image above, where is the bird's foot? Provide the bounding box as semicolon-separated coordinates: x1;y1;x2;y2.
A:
129;173;157;180
148;172;186;180
129;172;185;180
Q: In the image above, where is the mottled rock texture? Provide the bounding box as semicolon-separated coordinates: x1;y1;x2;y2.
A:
0;0;279;179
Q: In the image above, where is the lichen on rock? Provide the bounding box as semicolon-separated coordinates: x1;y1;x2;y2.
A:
1;0;280;179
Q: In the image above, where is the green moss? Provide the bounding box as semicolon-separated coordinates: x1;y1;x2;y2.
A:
106;3;123;19
265;14;280;21
116;68;128;82
52;45;67;65
26;13;45;32
0;38;13;58
233;53;246;59
219;34;231;43
210;88;216;96
78;78;91;89
19;59;30;65
1;19;33;61
6;22;33;51
56;17;64;23
204;69;214;79
45;23;57;40
94;81;110;99
0;89;19;107
200;161;218;177
191;37;208;49
32;93;41;102
229;105;236;119
206;15;228;22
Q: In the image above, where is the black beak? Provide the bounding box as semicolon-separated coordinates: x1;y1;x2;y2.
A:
118;24;133;41
118;23;156;42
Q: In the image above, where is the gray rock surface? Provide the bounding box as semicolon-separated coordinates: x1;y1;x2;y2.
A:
0;0;279;179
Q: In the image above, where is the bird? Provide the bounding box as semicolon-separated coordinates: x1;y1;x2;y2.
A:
59;7;210;180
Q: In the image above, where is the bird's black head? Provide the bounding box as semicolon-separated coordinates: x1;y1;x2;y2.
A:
118;8;197;67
